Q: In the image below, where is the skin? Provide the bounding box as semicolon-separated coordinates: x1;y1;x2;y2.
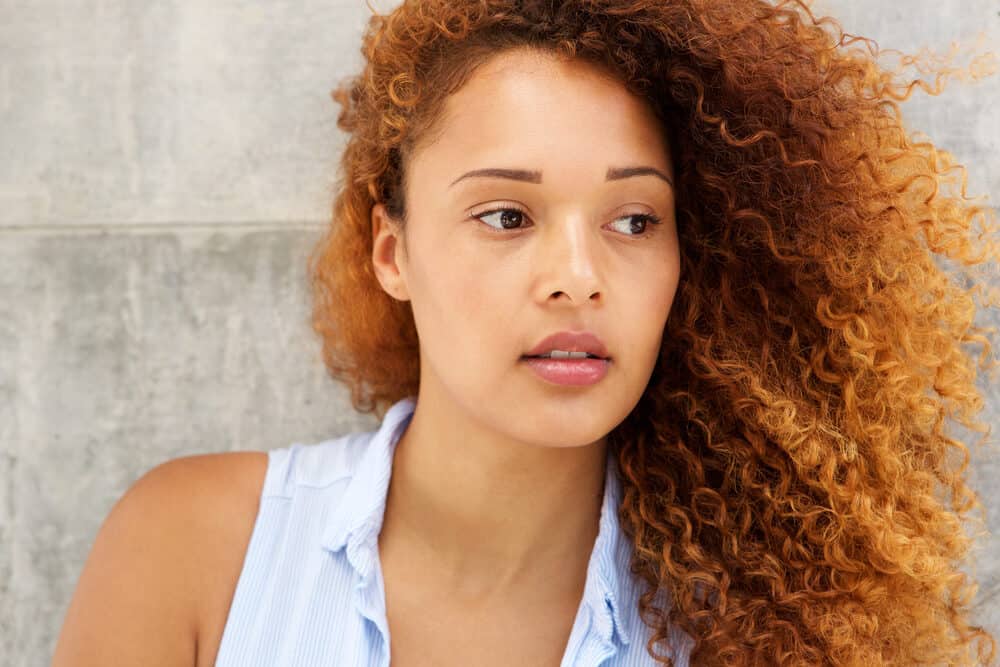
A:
51;451;269;667
52;46;681;667
370;45;681;633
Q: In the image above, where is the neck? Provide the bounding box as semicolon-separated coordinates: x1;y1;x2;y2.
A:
379;391;608;603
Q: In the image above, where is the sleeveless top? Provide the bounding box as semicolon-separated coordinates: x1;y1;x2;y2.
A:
213;395;694;666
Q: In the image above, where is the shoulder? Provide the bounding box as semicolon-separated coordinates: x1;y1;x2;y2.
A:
140;450;270;513
52;450;269;667
114;451;270;570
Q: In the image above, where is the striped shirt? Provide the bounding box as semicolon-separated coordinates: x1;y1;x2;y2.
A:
214;395;694;666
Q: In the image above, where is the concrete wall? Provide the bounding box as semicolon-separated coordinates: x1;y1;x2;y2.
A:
2;1;998;664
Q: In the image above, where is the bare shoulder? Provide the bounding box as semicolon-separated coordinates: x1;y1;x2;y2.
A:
52;450;269;667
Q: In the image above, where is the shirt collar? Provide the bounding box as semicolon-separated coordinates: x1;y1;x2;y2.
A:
320;395;417;583
321;395;638;649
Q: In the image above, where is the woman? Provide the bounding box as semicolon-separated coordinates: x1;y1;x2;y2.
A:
53;0;999;665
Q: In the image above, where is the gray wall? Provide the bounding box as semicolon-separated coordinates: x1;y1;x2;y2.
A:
2;1;998;664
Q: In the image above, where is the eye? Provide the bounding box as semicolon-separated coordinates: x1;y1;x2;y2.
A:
607;212;663;237
473;206;532;232
471;205;663;237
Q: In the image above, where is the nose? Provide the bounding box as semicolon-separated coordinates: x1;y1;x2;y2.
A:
538;215;604;304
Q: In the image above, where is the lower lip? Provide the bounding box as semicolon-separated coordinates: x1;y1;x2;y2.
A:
519;356;611;386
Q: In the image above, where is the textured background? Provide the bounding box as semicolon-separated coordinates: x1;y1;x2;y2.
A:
2;1;998;664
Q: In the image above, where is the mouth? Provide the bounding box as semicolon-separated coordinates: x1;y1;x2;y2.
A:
518;353;612;385
520;354;611;361
522;330;611;361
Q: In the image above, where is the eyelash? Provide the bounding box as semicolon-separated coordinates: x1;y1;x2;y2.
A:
469;203;663;238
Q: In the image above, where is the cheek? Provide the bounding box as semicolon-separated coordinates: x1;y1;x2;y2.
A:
627;261;679;335
437;256;491;315
653;265;681;313
418;251;509;342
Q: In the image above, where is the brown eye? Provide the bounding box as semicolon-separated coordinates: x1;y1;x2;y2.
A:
473;207;531;232
609;213;663;236
470;206;662;237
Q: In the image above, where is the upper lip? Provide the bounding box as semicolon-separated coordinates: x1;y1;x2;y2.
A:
522;330;611;359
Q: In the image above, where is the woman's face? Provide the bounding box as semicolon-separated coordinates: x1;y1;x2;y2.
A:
371;48;680;448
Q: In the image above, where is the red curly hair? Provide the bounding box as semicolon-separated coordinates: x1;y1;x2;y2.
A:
307;0;1000;664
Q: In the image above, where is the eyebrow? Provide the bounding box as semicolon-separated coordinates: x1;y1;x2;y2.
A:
448;165;674;188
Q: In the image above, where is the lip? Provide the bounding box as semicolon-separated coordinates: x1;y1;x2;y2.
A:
521;330;611;360
520;356;611;386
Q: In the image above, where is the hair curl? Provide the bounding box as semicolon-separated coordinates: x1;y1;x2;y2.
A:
307;0;1000;664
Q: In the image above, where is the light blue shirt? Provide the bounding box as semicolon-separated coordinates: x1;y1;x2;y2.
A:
214;395;693;666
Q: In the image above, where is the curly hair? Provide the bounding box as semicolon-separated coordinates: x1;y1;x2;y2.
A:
307;0;1000;664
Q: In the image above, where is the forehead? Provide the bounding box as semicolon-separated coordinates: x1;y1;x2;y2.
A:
410;50;671;180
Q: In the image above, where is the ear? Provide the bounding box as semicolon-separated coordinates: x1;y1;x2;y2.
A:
371;202;410;302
